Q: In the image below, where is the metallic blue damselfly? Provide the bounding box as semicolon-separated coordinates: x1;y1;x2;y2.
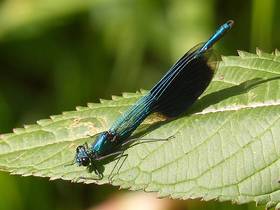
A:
75;20;234;178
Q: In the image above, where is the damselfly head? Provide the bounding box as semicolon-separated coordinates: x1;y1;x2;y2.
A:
75;145;90;167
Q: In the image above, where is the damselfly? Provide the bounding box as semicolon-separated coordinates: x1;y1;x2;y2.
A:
74;20;234;178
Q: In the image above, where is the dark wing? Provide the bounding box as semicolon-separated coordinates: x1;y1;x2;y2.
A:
149;43;217;117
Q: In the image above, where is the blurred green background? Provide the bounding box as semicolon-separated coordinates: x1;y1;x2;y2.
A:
0;0;279;209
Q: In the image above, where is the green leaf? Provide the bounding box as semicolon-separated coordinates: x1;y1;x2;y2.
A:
1;49;280;208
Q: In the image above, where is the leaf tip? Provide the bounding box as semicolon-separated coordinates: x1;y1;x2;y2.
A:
50;115;62;121
139;89;147;94
237;50;247;58
111;95;121;101
13;127;25;134
37;118;52;126
256;47;262;56
76;106;87;111
100;98;109;104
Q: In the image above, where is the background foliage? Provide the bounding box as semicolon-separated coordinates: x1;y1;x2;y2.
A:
0;0;279;210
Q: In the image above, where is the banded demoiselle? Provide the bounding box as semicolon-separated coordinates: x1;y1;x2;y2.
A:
75;20;234;178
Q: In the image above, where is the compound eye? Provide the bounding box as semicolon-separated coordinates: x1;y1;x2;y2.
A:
76;145;84;153
81;157;90;166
